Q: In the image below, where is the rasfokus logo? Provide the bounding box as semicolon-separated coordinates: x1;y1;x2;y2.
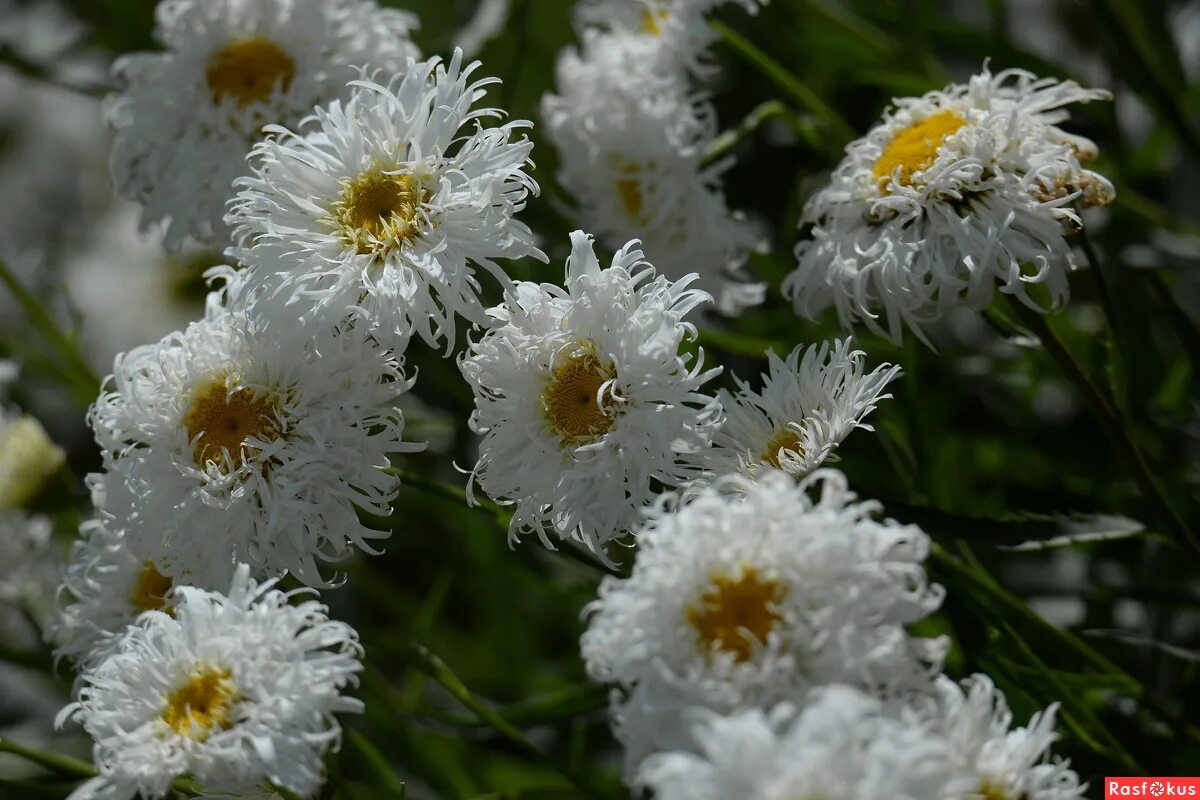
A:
1107;778;1200;798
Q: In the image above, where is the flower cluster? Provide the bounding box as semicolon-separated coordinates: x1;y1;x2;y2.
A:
541;0;766;313
582;472;1087;797
460;233;894;554
108;0;420;249
52;2;558;795
60;566;363;800
13;0;1120;795
638;677;1083;800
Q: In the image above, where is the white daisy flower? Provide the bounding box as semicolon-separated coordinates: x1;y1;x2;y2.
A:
107;0;420;250
581;469;946;771
460;230;722;555
57;564;363;800
89;311;420;587
695;339;901;481
49;519;180;670
542;28;713;152
785;65;1115;344
575;0;768;75
0;407;66;509
635;688;951;800
226;49;545;352
920;674;1087;800
542;30;764;314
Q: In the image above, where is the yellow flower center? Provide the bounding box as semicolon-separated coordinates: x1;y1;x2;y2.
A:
762;426;805;470
129;562;174;614
332;169;428;255
161;667;237;739
616;177;644;221
182;377;281;469
613;160;653;223
980;782;1020;800
542;350;617;445
205;37;295;107
873;110;966;190
641;7;669;35
687;567;786;662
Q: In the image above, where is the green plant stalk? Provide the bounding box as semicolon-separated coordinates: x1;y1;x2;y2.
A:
1116;189;1200;241
269;783;308;800
402;642;601;799
994;618;1143;773
0;738;209;798
345;729;406;799
0;739;96;779
421;683;610;729
951;545;1143;769
358;668;479;798
384;466;615;575
1096;0;1200;162
930;546;1133;679
0;258;100;404
1003;299;1199;558
709;18;856;145
703;99;794;166
1146;271;1200;372
0;641;50;671
797;0;898;55
697;327;785;359
0;776;76;797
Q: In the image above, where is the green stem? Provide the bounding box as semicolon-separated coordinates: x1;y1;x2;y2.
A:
703;100;797;166
0;739;202;797
384;466;468;507
345;729;406;799
402;642;600;799
1096;0;1200;163
709;19;856;145
384;467;615;575
1146;271;1200;372
0;639;51;671
1115;188;1200;241
930;546;1132;679
796;0;897;55
1003;299;1199;558
0;776;76;798
420;683;609;728
268;784;307;800
1076;227;1116;332
0;739;95;779
993;619;1142;772
0;258;100;404
498;0;530;110
697;327;784;359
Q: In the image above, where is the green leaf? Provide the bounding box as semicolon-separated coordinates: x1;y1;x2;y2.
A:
883;500;1150;550
421;684;610;729
0;257;99;407
344;730;406;800
398;642;603;799
709;18;855;146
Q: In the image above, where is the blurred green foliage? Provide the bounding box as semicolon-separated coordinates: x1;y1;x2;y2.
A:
4;0;1200;797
